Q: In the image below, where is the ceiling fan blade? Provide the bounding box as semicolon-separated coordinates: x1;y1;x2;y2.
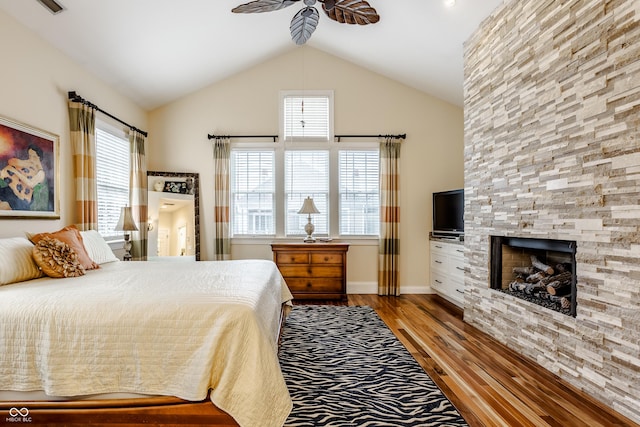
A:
232;0;299;14
323;0;379;25
290;6;320;45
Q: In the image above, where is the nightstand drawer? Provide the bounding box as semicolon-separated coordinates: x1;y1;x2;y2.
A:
310;252;343;264
275;252;309;264
277;265;343;278
285;278;343;293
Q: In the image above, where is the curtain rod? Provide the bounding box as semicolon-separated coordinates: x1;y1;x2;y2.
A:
208;134;278;142
68;91;148;137
207;134;405;143
335;134;406;142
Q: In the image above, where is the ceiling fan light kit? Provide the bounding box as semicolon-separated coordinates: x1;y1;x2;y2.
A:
232;0;380;45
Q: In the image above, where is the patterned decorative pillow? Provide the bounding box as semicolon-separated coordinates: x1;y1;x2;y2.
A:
30;225;99;271
0;237;44;285
32;236;86;278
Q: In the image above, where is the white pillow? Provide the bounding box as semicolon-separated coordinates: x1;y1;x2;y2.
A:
80;230;119;265
0;237;44;285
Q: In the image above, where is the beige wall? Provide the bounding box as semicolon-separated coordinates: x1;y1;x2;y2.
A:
0;9;146;238
148;47;464;292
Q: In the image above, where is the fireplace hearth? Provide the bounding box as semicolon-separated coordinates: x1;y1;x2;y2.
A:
490;236;577;317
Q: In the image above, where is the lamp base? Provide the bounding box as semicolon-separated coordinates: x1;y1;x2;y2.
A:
303;217;316;243
123;233;133;261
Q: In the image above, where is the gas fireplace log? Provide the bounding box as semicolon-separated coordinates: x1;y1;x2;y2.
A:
509;281;526;292
555;263;572;273
531;255;554;275
525;283;545;295
547;280;571;296
540;271;572;286
526;271;547;283
513;266;535;275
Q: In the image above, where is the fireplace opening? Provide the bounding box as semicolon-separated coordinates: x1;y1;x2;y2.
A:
490;236;577;317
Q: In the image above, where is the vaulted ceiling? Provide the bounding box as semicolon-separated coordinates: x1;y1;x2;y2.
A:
0;0;504;110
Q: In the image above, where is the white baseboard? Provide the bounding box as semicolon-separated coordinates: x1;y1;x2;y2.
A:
347;282;434;295
347;281;377;294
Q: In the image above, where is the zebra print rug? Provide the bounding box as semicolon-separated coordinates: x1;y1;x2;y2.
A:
279;305;468;427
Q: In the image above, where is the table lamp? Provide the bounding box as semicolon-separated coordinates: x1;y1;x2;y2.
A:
298;196;320;243
115;206;139;261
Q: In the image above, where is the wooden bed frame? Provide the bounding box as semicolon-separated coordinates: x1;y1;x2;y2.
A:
0;395;238;426
0;304;290;426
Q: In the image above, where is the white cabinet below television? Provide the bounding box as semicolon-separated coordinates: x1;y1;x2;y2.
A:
430;239;465;308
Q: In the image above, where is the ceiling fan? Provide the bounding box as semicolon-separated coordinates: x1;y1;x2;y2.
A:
232;0;380;45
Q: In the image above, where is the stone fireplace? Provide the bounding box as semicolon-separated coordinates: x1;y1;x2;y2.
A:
463;0;640;423
490;236;577;317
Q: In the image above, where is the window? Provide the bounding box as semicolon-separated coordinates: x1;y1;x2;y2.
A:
95;121;129;239
230;90;379;239
285;151;329;236
281;91;333;142
339;150;380;236
230;150;275;235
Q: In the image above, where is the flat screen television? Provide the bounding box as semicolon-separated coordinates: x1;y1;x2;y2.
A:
432;189;464;238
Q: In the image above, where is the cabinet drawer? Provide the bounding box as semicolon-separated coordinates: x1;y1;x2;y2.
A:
430;271;446;291
450;260;465;280
275;252;309;264
431;253;448;272
310;252;343;264
278;265;343;278
285;278;343;293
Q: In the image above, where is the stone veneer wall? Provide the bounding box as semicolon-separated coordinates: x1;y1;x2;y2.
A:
463;0;639;422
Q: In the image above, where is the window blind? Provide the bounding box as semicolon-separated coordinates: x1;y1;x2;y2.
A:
230;150;275;236
95;126;130;239
339;150;380;236
283;95;330;142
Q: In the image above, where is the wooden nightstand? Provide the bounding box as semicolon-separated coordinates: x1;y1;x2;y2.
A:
271;242;349;301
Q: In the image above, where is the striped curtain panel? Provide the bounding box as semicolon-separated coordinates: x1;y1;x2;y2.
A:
129;130;148;261
212;137;231;260
68;100;98;230
378;137;402;296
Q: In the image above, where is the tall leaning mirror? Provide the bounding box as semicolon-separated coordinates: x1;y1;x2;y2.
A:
147;171;200;261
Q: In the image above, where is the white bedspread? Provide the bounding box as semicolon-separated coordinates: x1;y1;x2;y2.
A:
0;260;293;427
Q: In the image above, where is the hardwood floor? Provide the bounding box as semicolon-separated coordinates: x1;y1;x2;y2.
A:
295;294;640;427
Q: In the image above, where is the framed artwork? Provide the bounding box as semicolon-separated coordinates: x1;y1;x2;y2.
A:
0;116;60;219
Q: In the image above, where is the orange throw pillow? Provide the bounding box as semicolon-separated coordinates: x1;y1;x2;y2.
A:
30;225;99;271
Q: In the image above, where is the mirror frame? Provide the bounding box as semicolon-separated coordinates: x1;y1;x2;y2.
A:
147;171;200;261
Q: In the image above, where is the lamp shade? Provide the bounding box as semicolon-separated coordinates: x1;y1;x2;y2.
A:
298;197;320;215
114;206;139;232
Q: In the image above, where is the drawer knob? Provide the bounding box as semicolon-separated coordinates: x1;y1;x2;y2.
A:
308;268;312;274
456;266;464;271
435;279;442;284
435;260;443;264
306;282;312;288
324;256;329;261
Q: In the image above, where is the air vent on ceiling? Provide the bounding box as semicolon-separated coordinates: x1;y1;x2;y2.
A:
37;0;65;14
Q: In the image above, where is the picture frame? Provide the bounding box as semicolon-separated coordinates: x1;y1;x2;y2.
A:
0;116;60;219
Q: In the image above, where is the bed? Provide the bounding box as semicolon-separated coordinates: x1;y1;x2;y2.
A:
0;232;293;427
